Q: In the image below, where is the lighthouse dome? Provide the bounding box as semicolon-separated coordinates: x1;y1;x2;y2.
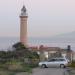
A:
21;5;28;16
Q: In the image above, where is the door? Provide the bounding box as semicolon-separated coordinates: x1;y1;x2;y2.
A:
47;59;56;67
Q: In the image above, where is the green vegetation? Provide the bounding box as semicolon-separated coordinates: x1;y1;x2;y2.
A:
0;71;15;75
0;42;40;75
68;61;75;68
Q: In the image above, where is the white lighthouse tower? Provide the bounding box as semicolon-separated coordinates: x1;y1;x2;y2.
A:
20;5;28;47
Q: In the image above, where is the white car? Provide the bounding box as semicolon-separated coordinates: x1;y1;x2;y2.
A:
39;58;69;68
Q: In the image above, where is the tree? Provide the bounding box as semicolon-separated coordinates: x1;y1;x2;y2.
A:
12;42;39;59
0;42;39;64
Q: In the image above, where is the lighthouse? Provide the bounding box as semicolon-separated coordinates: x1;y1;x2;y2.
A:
20;5;28;47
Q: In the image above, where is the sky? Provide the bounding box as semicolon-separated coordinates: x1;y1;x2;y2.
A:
0;0;75;38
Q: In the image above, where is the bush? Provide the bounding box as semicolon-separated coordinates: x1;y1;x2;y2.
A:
0;71;15;75
0;42;39;73
5;61;32;73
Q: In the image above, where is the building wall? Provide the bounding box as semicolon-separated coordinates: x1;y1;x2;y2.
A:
29;46;73;61
72;52;75;61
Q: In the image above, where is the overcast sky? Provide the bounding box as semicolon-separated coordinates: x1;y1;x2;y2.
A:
0;0;75;38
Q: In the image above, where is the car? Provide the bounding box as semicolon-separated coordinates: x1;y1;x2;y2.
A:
38;58;69;68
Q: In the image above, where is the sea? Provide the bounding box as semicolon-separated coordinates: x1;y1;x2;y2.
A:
0;37;75;51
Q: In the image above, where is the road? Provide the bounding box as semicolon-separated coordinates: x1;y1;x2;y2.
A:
32;68;69;75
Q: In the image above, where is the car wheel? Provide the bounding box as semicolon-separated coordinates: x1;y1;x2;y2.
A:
41;64;47;68
60;64;65;68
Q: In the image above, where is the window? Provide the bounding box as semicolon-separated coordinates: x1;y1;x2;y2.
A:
48;59;56;62
59;59;65;61
56;59;65;61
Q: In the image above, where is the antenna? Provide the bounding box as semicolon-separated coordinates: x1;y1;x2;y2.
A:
23;0;25;6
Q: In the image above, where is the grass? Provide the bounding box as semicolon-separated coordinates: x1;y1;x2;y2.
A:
0;61;34;75
0;59;38;75
0;71;16;75
0;64;32;75
68;61;75;68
